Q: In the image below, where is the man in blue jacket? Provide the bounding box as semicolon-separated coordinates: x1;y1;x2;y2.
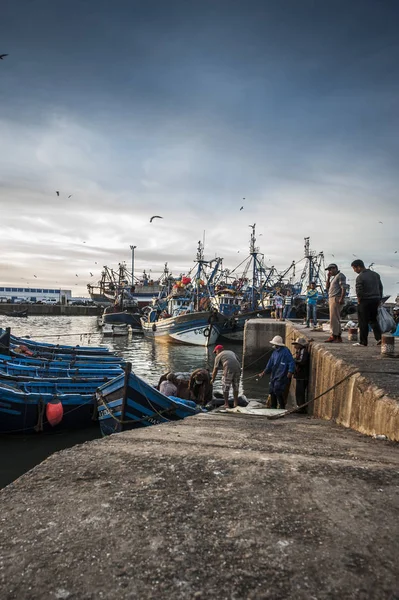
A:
258;335;295;409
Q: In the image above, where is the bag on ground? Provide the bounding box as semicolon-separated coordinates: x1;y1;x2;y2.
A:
377;306;396;334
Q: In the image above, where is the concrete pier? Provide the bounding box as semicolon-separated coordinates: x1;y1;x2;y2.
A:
0;415;398;599
243;319;399;441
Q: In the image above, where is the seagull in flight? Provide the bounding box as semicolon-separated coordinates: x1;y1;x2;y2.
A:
378;221;383;224
68;195;72;198
75;274;79;277
56;191;60;196
0;54;8;60
90;272;93;277
33;275;37;278
240;206;244;211
150;215;163;223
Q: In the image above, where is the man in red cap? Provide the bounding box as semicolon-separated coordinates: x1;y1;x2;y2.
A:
211;345;241;409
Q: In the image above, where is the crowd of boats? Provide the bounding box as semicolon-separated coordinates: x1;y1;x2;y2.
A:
95;230;357;346
0;327;211;436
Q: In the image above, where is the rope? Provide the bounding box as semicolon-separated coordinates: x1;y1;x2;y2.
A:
97;389;175;426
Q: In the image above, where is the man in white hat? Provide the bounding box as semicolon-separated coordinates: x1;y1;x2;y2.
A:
292;338;310;413
258;335;295;409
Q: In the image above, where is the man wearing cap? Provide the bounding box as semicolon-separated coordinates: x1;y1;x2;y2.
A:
292;338;310;413
258;335;295;409
211;345;241;409
325;263;347;343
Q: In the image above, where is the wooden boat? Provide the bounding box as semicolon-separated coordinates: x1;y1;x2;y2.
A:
0;353;125;370
0;368;117;385
10;348;123;363
0;363;123;379
0;384;97;434
96;364;200;436
4;379;107;395
4;330;110;355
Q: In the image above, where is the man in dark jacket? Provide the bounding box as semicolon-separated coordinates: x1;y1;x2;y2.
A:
292;337;310;413
351;259;383;347
258;335;295;409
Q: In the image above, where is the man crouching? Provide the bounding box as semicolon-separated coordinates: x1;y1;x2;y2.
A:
211;345;241;409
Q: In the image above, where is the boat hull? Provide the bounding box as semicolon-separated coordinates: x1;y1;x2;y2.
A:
141;312;219;346
0;386;96;434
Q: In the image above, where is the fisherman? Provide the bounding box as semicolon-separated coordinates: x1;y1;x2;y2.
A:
351;259;383;347
159;372;178;397
258;335;295;409
189;368;213;406
292;337;310;413
324;263;347;343
211;344;241;409
305;282;318;328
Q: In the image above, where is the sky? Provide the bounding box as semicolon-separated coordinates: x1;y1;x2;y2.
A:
1;0;398;298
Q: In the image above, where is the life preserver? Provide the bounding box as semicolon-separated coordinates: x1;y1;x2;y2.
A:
46;400;64;427
152;323;157;332
203;327;211;337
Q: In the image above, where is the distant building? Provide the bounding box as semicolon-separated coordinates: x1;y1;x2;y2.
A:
0;286;72;303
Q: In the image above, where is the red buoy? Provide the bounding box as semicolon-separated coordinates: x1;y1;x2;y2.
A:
46;400;64;427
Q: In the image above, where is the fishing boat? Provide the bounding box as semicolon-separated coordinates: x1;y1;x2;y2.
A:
140;243;221;346
96;364;200;436
0;368;117;385
101;323;129;337
212;225;282;341
0;383;97;434
0;353;125;370
4;330;110;356
0;363;123;379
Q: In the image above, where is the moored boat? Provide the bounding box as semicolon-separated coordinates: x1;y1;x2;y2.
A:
0;384;97;434
96;364;200;436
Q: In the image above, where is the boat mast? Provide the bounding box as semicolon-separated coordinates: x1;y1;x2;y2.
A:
249;224;257;310
130;245;137;286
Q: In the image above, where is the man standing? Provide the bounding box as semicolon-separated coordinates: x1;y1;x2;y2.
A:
211;345;241;409
324;263;346;343
305;282;318;328
351;259;383;347
292;337;310;413
258;335;295;409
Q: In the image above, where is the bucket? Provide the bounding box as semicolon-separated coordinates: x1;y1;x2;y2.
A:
348;327;358;342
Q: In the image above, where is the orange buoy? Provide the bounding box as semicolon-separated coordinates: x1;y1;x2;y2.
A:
46;400;64;427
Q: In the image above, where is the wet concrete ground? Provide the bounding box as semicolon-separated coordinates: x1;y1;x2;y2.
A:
0;413;398;599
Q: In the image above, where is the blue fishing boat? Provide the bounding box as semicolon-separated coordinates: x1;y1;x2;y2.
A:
4;379;106;395
96;364;200;436
3;329;110;355
10;348;122;363
1;363;123;379
0;368;117;385
0;353;125;370
0;383;97;433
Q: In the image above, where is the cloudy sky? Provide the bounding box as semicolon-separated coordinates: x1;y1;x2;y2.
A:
1;0;398;297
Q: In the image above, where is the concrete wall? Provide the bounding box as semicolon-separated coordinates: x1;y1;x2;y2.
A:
0;303;100;316
243;319;399;441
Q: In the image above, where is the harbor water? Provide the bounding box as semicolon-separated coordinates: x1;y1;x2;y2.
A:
0;315;269;488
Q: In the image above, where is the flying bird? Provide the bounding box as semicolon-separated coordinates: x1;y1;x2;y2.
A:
394;251;397;254
33;275;37;278
56;191;60;196
352;254;357;257
75;274;78;277
150;215;163;223
95;262;97;264
83;241;86;244
0;54;8;60
378;221;383;224
331;254;335;257
68;195;72;198
90;272;93;277
240;206;244;211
